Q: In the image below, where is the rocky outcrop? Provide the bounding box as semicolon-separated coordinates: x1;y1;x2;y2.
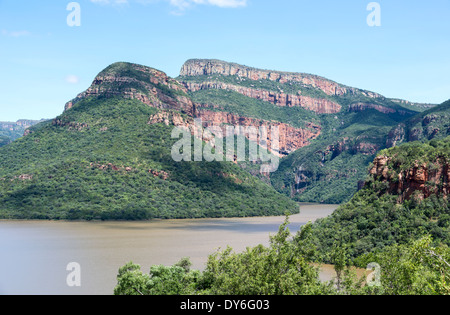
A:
184;81;341;114
317;137;380;160
369;155;450;202
348;102;409;115
180;59;366;97
386;124;406;148
65;62;195;116
196;110;321;157
52;119;89;131
386;105;450;147
148;109;321;157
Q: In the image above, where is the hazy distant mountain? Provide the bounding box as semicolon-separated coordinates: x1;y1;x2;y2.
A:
0;119;47;146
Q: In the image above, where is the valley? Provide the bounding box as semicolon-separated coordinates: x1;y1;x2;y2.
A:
0;59;448;296
0;59;448;220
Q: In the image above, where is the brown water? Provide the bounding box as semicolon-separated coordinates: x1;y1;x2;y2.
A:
0;204;339;295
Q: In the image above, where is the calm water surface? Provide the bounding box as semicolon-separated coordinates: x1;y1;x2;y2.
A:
0;204;339;295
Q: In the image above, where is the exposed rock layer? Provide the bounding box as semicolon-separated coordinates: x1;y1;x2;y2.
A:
65;63;195;116
369;155;450;202
184;81;341;114
180;59;370;97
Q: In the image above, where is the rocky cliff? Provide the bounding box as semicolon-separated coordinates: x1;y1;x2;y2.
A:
386;100;450;147
184;81;341;114
0;119;46;142
65;62;196;116
58;59;445;205
308;136;450;262
148;109;321;158
196;109;321;157
180;59;363;97
369;139;450;203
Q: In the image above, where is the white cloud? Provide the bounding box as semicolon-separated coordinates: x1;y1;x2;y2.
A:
174;0;247;9
65;75;80;84
90;0;247;10
166;0;247;15
90;0;129;5
1;30;31;37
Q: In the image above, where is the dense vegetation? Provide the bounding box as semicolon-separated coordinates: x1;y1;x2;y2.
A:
115;216;450;295
0;135;10;147
392;99;450;145
0;96;298;220
307;137;450;263
115;136;450;295
181;67;434;204
189;89;320;129
270;108;409;204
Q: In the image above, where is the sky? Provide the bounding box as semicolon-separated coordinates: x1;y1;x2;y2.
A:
0;0;449;121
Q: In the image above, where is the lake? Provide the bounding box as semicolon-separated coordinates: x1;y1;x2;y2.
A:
0;204;339;295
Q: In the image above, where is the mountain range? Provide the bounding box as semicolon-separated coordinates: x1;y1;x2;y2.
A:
0;120;46;147
0;59;448;220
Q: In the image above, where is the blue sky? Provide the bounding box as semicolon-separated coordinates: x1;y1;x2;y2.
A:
0;0;449;121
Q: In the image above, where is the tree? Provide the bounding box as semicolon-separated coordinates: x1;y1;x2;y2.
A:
114;259;203;296
114;262;151;295
361;235;450;295
202;216;334;295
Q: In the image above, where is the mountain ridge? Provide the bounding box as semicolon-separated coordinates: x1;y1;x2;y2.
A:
0;62;299;220
176;59;446;203
1;59;448;220
179;59;436;112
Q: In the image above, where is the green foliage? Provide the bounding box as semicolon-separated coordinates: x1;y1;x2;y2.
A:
189;89;319;129
359;236;450;295
201;216;333;295
398;99;450;144
0;120;44;143
114;216;335;295
114;259;203;295
114;218;450;295
0;135;10;147
379;135;450;171
0;96;298;220
305;137;450;263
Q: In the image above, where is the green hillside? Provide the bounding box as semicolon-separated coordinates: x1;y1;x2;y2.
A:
388;99;450;146
179;59;431;204
0;66;298;220
306;136;450;263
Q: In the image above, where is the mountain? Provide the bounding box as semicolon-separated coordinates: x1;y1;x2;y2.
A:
0;119;46;147
0;59;446;220
0;62;298;220
177;59;438;203
307;136;450;263
387;99;450;147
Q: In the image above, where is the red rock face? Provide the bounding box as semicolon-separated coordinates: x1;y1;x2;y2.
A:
184;81;341;114
369;156;450;202
65;64;195;116
180;59;364;97
148;109;321;157
196;110;321;157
